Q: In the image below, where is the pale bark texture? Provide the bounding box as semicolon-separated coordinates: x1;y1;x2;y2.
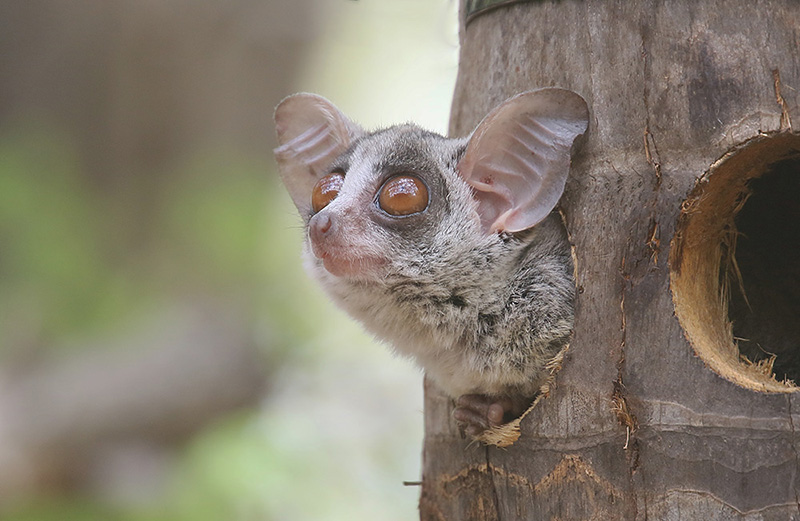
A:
420;1;800;520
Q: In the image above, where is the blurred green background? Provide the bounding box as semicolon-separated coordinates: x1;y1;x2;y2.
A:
0;1;457;520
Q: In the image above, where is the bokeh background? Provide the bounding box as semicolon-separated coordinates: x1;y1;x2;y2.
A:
0;1;457;519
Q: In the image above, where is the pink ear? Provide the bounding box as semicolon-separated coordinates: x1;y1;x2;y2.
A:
274;93;362;215
457;88;589;234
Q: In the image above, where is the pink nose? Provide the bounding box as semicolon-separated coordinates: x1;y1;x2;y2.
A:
309;213;334;244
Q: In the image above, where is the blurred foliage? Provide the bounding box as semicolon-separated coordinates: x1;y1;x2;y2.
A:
0;127;148;352
0;127;273;351
0;1;455;520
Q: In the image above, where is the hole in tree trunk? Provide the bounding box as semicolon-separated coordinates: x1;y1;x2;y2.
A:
670;132;800;392
729;159;800;383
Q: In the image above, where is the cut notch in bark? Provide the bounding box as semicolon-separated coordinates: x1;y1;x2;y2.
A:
475;345;568;447
670;132;800;392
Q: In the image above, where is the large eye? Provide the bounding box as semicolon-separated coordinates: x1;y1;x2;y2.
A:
378;175;429;216
311;172;345;213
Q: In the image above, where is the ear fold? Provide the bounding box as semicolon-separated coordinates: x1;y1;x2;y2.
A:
457;88;589;234
274;93;363;215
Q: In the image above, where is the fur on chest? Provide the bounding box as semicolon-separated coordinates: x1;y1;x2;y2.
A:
307;235;574;397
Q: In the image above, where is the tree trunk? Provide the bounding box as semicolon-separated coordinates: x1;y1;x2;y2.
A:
421;1;800;519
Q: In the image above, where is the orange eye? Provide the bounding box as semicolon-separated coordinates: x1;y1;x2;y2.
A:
311;172;345;213
378;175;429;216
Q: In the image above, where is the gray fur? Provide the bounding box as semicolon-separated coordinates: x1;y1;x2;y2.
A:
301;125;573;399
274;90;586;417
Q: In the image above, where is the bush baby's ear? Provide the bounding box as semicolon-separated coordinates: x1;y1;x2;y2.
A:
457;88;589;234
274;93;363;215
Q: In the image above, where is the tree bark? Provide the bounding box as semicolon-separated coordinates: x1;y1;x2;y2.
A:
421;1;800;519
